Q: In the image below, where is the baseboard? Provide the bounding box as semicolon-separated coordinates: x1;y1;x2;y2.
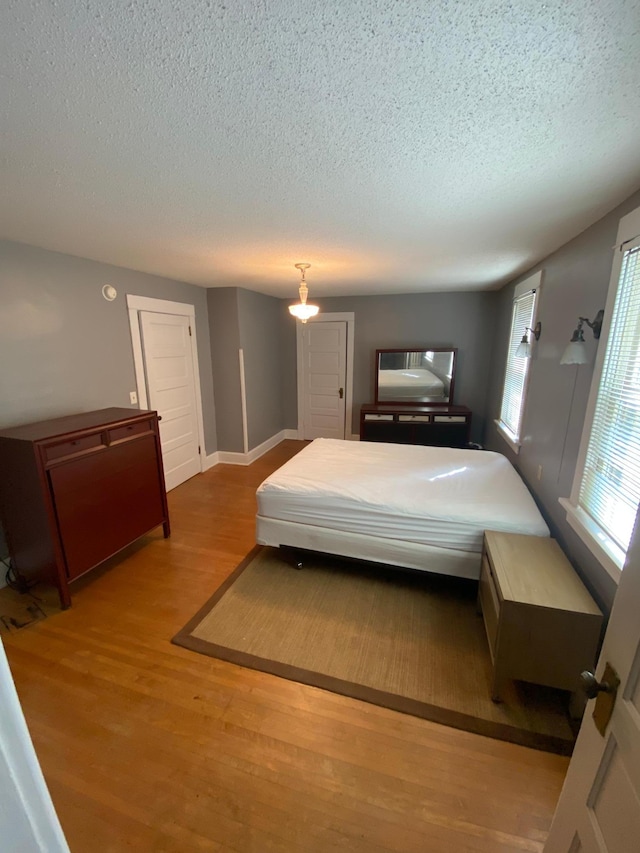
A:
204;429;357;469
209;429;301;468
203;452;219;471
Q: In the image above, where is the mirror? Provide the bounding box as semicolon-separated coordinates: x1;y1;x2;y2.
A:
375;348;457;405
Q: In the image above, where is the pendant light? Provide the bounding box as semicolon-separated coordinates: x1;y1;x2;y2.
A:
288;263;319;323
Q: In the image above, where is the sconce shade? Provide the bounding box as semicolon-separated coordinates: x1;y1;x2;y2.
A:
289;263;319;323
560;340;589;365
514;322;540;358
560;311;603;364
515;336;531;358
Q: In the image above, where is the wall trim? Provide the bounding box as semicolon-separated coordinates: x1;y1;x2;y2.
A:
203;452;220;471
204;429;302;467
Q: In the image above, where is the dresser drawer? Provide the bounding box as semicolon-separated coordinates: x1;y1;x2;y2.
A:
479;552;501;658
108;419;153;444
433;415;468;423
44;432;105;462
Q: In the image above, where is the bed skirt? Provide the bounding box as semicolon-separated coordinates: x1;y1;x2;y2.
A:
255;516;481;580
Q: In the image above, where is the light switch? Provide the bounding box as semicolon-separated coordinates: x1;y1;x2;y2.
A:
129;391;138;405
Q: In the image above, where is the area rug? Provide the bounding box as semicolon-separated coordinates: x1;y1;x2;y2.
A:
172;546;576;754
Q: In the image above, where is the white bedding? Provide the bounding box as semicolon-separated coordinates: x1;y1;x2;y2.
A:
256;439;549;557
378;367;445;399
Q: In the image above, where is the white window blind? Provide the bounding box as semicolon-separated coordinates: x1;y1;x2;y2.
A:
578;244;640;556
498;287;537;444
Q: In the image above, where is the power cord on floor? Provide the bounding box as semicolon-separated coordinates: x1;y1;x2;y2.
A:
2;557;34;594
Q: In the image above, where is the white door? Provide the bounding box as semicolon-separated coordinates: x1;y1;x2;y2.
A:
139;311;202;491
301;321;347;440
544;509;640;852
1;639;69;852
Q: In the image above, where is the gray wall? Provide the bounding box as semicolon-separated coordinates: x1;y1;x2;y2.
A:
208;287;288;452
484;187;640;613
208;288;243;452
0;240;217;452
237;289;287;449
282;292;498;441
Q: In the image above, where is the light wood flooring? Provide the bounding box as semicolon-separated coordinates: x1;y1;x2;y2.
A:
3;440;569;852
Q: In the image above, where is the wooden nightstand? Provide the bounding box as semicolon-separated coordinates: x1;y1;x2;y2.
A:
478;531;603;703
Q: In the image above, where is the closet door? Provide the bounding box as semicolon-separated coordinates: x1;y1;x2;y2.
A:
139;311;202;490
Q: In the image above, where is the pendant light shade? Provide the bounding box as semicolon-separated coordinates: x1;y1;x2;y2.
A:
289;263;319;323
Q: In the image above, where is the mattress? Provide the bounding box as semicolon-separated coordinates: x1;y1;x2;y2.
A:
378;368;444;398
257;439;549;554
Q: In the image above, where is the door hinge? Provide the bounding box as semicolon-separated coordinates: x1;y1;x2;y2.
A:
198;445;201;454
189;325;192;336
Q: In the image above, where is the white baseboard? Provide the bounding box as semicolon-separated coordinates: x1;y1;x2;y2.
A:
203;452;219;471
206;429;301;468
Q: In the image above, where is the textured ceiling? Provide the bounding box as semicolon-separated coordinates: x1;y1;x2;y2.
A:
1;1;640;297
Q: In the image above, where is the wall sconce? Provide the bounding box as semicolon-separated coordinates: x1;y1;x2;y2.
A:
288;263;319;323
560;310;604;365
515;321;541;358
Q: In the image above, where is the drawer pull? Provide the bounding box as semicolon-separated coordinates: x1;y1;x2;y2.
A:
45;433;104;462
108;421;151;443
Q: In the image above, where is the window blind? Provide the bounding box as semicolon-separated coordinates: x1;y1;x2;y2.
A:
499;288;537;441
578;244;640;554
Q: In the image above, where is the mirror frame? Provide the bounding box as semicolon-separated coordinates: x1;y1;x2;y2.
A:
374;347;457;406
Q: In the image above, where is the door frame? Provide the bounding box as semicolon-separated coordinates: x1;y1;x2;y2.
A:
1;639;69;852
296;313;355;440
126;295;206;477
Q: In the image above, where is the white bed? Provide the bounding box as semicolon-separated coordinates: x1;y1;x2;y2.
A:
256;439;549;579
378;367;445;399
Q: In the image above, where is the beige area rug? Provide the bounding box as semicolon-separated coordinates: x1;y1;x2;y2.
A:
173;546;576;754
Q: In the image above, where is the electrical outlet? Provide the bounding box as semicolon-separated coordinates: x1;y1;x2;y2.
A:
537;464;543;481
129;391;138;405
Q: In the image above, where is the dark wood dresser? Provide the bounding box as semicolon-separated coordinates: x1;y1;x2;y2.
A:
360;403;472;448
0;408;170;608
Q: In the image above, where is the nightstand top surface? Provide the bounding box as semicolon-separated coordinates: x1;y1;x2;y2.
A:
484;530;602;615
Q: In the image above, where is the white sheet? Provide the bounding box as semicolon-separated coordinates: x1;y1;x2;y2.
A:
257;439;549;554
378;367;444;398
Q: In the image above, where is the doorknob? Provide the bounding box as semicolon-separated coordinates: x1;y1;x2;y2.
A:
339;387;344;399
581;663;620;736
580;670;615;699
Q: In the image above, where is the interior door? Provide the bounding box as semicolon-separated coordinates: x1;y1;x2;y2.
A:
543;509;640;851
1;639;69;852
301;321;347;440
139;311;202;491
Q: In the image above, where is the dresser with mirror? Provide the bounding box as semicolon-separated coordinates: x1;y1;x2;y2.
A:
359;347;472;448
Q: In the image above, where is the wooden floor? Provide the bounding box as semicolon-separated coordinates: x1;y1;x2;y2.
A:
4;440;569;852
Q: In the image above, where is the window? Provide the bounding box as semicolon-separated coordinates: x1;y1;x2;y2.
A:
496;272;541;453
561;205;640;579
